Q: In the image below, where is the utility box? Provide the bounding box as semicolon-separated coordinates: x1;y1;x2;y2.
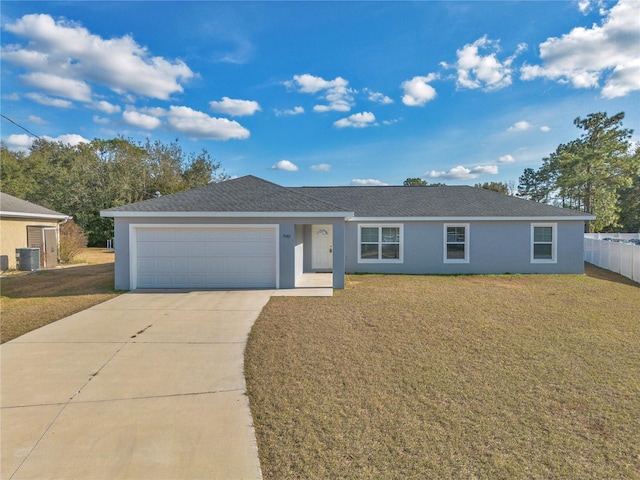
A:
16;248;40;271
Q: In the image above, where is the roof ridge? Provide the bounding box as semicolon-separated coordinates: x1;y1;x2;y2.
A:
284;186;352;211
235;175;351;211
295;184;458;189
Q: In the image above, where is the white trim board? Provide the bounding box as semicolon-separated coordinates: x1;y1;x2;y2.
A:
1;211;70;220
103;211;353;218
350;216;594;222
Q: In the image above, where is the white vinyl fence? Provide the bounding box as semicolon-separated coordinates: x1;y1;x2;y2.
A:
584;233;640;283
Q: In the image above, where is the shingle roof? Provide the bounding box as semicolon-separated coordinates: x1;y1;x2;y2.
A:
0;192;69;219
101;175;593;219
292;185;592;218
101;175;349;214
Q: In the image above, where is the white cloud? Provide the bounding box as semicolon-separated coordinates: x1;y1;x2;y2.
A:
334;112;376;129
3;133;89;152
272;160;298;171
285;74;354;112
351;179;388;186
27;115;47;125
508;121;532;132
45;133;90;146
25;92;72;108
4;134;34;152
286;73;345;93
443;36;525;91
401;74;438;106
123;109;161;130
521;0;640;98
209;97;261;116
93;115;110;125
138;106;167;117
311;163;331;172
540;125;551;132
274;106;304;117
21;72;92;102
498;154;515;163
364;88;393;104
166;106;250;140
92;100;121;114
578;0;594;14
3;13;194;101
426;165;499;180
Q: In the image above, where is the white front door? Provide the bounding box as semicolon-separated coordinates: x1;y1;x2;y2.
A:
312;225;333;270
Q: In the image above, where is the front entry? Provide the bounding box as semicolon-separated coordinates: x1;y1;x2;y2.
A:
312;225;333;271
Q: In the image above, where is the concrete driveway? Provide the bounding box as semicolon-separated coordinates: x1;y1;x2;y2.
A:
1;289;282;480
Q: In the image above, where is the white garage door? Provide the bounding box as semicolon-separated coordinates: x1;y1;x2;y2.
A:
134;226;277;289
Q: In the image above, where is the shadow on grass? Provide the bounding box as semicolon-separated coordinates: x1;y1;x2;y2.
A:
1;262;116;299
584;262;639;287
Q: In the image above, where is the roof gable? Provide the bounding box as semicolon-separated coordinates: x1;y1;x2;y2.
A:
101;175;350;215
0;192;69;219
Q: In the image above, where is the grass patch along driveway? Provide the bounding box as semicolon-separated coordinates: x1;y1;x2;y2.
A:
1;249;119;343
245;264;640;479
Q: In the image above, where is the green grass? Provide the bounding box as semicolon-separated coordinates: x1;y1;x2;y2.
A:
245;265;640;479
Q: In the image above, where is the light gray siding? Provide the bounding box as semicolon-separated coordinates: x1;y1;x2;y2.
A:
344;220;585;275
113;216;586;290
113;216;346;290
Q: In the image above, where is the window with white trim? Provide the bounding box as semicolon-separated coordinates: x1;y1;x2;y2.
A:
358;224;403;263
444;223;469;263
531;223;557;263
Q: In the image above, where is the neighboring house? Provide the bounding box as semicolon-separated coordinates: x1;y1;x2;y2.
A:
0;192;70;270
101;175;595;290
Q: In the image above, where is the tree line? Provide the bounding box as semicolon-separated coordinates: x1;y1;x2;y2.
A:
2;110;637;250
1;137;227;245
405;112;639;232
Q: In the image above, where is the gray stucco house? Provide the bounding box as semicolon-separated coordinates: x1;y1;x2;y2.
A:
101;175;594;290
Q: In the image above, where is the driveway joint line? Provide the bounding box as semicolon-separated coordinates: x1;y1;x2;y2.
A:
128;341;247;345
6;341;128;479
69;388;246;404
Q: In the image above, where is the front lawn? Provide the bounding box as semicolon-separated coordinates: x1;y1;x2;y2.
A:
245;265;640;479
0;248;118;343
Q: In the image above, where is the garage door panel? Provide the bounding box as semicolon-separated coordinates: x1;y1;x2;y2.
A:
138;242;173;257
135;227;277;289
245;243;277;256
188;259;211;273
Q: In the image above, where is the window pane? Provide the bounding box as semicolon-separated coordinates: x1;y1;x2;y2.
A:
534;244;552;259
361;227;379;243
361;243;379;259
447;226;465;243
382;227;400;243
447;244;465;259
381;244;400;259
534;227;553;243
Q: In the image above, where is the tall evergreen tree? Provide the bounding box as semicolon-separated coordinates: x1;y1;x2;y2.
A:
518;112;638;232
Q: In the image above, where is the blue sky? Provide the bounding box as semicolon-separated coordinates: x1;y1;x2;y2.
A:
2;1;639;187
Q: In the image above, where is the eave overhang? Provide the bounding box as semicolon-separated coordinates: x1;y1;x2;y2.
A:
101;210;355;219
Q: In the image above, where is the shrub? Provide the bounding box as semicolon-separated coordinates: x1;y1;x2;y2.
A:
59;220;88;263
